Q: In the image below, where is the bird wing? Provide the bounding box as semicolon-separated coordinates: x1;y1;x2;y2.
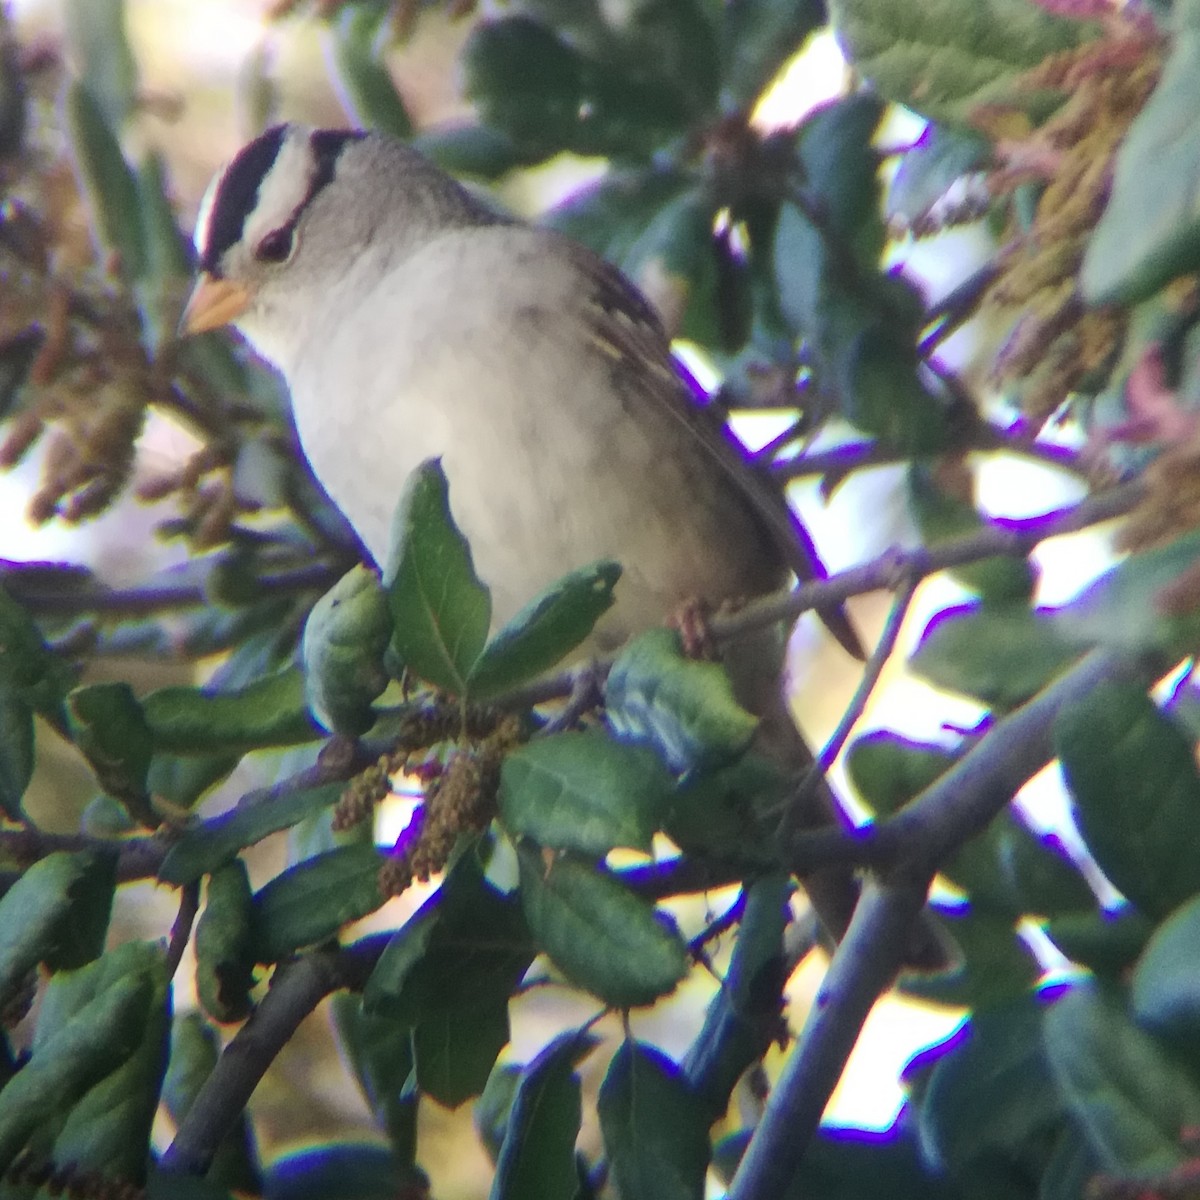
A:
559;237;863;660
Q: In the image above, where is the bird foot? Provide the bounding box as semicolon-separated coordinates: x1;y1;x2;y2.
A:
670;596;743;661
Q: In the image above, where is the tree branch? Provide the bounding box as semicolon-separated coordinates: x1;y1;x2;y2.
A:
875;647;1154;870
731;645;1160;1200
0;828;168;881
160;933;391;1177
727;873;931;1200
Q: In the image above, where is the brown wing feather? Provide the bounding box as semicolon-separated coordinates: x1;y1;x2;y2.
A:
560;238;863;659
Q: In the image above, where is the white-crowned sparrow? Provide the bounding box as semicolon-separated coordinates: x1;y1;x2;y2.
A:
182;123;864;929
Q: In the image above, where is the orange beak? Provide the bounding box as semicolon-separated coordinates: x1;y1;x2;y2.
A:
180;273;254;335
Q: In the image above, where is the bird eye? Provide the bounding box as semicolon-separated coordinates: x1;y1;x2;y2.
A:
254;228;294;264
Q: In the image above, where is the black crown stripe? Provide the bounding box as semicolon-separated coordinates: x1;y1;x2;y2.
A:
200;126;368;275
198;124;287;274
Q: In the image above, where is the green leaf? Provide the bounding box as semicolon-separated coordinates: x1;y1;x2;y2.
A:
0;851;115;1011
1043;981;1200;1177
543;167;694;265
147;1167;236;1200
846;731;957;817
721;0;825;108
63;80;144;276
476;1062;522;1164
49;945;170;1184
583;0;718;133
0;688;33;820
34;939;157;1045
1057;679;1200;920
910;603;1081;709
829;0;1092;124
1132;893;1200;1038
715;1122;961;1199
599;1041;711;1200
518;844;688;1007
662;753;787;866
331;994;418;1161
133;151;196;355
463;16;584;161
467;561;621;699
942;812;1094;919
917;997;1061;1181
413;123;532;180
499;730;673;857
263;1143;419;1200
385;460;491;695
774;97;948;453
619;186;746;352
606;629;759;774
1044;906;1153;980
1081;12;1200;304
0;585;75;723
252;844;386;963
682;876;789;1117
64;0;138;127
66;682;154;821
900;906;1039;1009
143;667;319;755
413;1001;510;1109
195;860;256;1024
463;11;702;163
906;463;1036;603
1054;528;1200;657
795;93;888;260
146;751;239;813
0;954;153;1173
45;849;117;972
303;565;393;735
364;847;534;1026
158;783;341;886
328;5;413;139
490;1030;595;1200
887;124;990;228
162;1012;216;1123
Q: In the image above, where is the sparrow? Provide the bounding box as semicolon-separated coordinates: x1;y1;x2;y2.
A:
182;123;867;935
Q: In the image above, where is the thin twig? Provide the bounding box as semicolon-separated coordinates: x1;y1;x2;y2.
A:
0;738;372;880
916;260;1002;358
712;480;1141;644
165;880;200;979
229;734;370;815
615;855;746;901
818;576;916;773
688;889;747;958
